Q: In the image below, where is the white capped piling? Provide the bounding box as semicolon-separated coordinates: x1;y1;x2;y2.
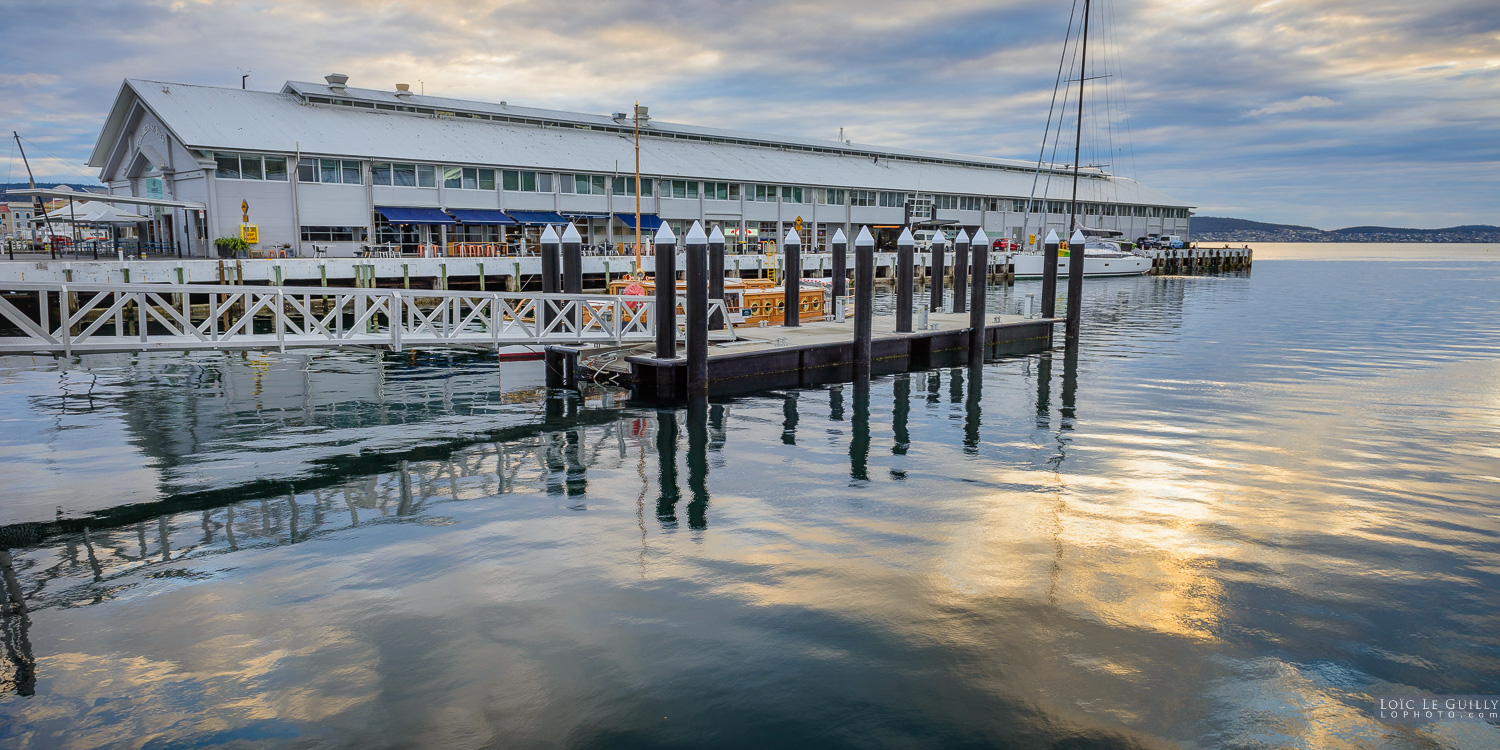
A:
540;224;561;331
1066;228;1086;345
654;222;678;359
929;229;947;312
708;225;726;330
783;228;801;327
1041;228;1060;318
896;227;915;333
953;229;970;314
831;227;848;300
969;229;989;366
854;226;875;380
562;222;583;294
686;221;709;394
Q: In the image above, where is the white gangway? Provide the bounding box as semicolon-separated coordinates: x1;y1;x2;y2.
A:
0;281;731;355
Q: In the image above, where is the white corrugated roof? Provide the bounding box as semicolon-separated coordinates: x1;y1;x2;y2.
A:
100;79;1188;207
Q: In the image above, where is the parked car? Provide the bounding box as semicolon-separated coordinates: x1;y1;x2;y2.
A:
1160;235;1184;249
992;238;1021;252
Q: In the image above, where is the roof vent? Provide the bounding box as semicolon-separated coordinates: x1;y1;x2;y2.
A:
395;83;411;99
325;73;349;93
612;112;628;121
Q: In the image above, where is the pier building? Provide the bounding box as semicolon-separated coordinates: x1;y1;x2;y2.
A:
86;75;1192;258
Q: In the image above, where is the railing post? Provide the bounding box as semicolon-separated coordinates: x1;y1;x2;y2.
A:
391;291;403;351
562;223;583;336
276;289;286;352
59;284;72;357
654;222;678;358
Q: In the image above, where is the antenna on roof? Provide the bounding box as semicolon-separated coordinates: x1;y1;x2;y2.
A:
238;67;251;90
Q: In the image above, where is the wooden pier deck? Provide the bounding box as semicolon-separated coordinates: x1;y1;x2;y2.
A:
576;313;1056;400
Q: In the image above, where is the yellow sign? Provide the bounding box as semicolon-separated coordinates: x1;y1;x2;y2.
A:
1028;234;1036;245
240;224;259;243
794;216;803;234
240;199;250;223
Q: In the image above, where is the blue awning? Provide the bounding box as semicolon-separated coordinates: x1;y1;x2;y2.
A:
505;210;569;225
376;206;454;225
447;208;517;225
614;213;663;230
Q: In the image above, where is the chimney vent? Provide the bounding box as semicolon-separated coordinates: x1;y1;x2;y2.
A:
395;83;411;99
325;73;349;93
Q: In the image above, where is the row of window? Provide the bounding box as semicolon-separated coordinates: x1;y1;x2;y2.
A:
300;225;369;242
223;155;1189;217
215;152;289;181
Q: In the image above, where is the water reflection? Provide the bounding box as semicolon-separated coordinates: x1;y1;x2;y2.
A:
2;264;1499;748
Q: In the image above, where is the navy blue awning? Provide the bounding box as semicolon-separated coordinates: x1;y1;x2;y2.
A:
614;213;663;230
376;206;454;225
447;208;517;225
505;210;568;225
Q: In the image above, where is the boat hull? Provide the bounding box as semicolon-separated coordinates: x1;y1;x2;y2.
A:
1009;253;1151;278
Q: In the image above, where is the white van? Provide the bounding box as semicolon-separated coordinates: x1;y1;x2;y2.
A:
912;229;951;251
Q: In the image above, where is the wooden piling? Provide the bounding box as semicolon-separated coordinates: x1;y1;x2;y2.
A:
896;227;915;333
953;229;969;314
708;226;726;330
929;231;946;312
831;228;848;300
1041;229;1059;318
686;222;709;394
654;223;677;359
1066;229;1085;346
854;226;875;380
969;230;989;367
782;228;801;327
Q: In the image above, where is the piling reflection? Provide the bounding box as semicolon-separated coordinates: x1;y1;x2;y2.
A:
892;375;910;455
655;410;680;529
964;365;982;455
686;398;710;531
781;393;798;446
850;379;871;482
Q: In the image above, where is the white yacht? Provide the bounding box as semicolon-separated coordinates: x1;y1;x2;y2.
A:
1009;237;1151;278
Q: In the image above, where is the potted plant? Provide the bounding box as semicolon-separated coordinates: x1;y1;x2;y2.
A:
214;236;251;258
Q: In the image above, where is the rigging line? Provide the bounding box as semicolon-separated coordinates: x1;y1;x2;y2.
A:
15;135;98;182
1105;0;1140;195
1037;18;1082;233
1023;0;1080;246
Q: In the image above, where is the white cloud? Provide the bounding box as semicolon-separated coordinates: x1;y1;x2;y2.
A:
1246;95;1342;117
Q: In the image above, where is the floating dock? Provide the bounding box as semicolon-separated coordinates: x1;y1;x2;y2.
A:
551;313;1054;400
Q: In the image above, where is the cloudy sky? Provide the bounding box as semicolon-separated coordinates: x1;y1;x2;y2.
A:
2;0;1496;228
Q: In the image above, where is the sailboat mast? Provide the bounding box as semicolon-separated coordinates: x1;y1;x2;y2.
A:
1069;0;1090;235
13;131;58;258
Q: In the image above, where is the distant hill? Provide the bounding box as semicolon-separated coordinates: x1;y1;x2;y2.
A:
1190;217;1320;234
1191;216;1500;243
0;182;105;202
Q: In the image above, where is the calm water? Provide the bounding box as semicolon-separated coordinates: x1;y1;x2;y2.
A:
0;244;1497;748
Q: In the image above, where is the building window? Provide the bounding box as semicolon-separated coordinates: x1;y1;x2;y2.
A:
748;184;775;202
703;181;737;200
667;180;699;199
213;152;287;181
609;176;652;196
878;191;906;208
502;170;537;192
781;186;807;203
818;189;846;206
448;167;497;190
300;226;369;242
562;174;608;195
850;190;876;207
538;173;553;192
